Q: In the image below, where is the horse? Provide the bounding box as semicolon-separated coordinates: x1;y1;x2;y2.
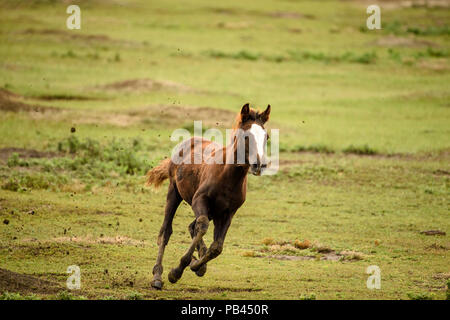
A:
146;103;271;289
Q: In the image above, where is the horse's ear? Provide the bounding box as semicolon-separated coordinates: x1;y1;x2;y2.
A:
260;104;271;123
240;103;250;121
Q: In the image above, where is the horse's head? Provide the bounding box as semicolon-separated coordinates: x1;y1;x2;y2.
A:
232;103;271;176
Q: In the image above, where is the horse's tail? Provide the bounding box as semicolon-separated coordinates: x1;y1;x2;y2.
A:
146;158;171;189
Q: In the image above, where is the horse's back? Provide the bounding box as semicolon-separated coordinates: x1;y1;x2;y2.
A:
169;137;223;204
171;137;222;166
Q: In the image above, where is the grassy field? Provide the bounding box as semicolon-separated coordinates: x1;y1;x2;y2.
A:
0;0;449;300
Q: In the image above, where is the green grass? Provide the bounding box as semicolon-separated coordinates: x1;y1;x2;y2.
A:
0;0;448;300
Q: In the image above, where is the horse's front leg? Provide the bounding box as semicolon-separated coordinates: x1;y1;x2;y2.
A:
168;196;209;284
190;215;232;273
188;219;208;277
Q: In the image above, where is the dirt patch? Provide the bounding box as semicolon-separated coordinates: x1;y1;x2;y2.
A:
77;104;237;128
266;250;364;262
32;94;104;101
208;7;238;15
267;254;316;261
19;28;116;43
0;147;60;163
50;235;145;246
183;286;262;293
1;63;28;71
433;169;450;176
0;88;21;99
156;105;236;126
350;0;450;9
0;88;61;113
420;230;446;236
252;238;365;262
92;78;199;94
268;11;315;19
0;268;62;295
15;28;141;49
266;252;343;261
340;250;365;261
288;28;303;34
208;287;262;293
217;21;252;30
433;272;450;280
80;113;140;127
207;7;315;19
279;159;307;167
372;35;439;48
426;243;448;250
418;59;449;72
95;210;123;216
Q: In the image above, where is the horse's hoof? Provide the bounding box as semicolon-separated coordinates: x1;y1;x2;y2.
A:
151;279;163;290
190;260;206;276
195;264;207;277
168;268;180;284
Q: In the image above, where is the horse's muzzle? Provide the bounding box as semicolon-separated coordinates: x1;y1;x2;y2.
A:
250;162;268;176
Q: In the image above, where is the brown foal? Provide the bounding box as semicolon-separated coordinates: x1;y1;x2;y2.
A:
146;103;271;289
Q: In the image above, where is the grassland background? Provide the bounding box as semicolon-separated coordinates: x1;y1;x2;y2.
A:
0;0;449;300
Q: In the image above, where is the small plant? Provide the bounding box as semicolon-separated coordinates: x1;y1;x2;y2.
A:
446;280;450;300
182;123;209;135
86;52;100;60
241;250;260;257
61;50;77;58
346;52;377;64
56;291;86;300
55;136;149;177
261;237;275;245
205;50;260;61
388;49;401;62
343;144;377;155
415;47;450;59
0;292;23;300
7;172;67;191
407;292;434;300
0;292;40;300
7;153;29;167
406;25;450;36
293;144;335;154
299;293;316;300
1;179;20;192
56;291;75;300
126;291;143;300
232;50;260;61
383;20;402;34
294;239;311;250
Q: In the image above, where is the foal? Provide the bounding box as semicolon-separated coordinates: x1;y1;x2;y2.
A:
147;103;271;289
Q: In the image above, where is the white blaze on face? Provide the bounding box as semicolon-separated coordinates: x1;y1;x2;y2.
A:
249;123;266;159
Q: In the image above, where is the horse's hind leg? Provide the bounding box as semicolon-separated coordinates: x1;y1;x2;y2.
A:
188;219;208;277
168;196;209;284
151;182;182;290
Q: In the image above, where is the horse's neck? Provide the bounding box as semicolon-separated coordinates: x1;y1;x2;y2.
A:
223;142;249;184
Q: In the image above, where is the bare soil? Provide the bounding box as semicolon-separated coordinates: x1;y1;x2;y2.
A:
92;78;199;93
77;104;237;128
19;28;116;43
0;268;62;295
0;88;60;113
373;35;439;48
0;147;60;164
